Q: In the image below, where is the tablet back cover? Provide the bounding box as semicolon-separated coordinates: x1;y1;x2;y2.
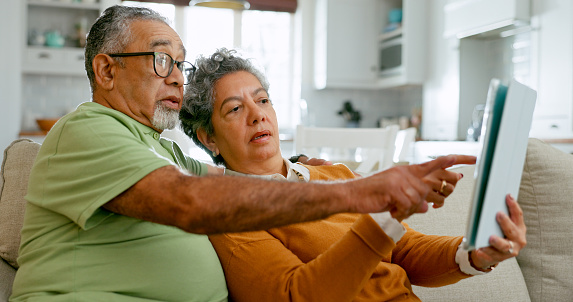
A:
464;78;537;250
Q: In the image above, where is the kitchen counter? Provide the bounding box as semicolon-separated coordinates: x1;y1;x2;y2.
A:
412;139;573;165
412;141;481;164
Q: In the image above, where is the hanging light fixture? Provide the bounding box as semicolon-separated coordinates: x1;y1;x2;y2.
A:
190;0;250;10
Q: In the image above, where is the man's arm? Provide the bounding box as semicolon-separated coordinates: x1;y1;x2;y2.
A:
103;155;470;234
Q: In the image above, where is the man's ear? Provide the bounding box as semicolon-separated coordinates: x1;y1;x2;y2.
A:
92;54;116;91
197;128;219;156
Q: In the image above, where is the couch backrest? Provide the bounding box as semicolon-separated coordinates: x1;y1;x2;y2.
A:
0;139;41;300
517;138;573;302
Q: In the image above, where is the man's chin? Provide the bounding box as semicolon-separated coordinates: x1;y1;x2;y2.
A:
152;103;180;130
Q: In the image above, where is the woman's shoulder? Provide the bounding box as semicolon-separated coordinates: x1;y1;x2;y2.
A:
303;163;357;181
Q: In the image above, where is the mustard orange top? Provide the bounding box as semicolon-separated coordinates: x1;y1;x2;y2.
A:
209;164;470;301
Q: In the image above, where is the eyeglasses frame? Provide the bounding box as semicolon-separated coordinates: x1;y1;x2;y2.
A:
108;51;196;85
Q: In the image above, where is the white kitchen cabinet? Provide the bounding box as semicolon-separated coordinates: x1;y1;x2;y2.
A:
528;0;573;139
23;47;87;76
444;0;530;38
313;0;426;90
22;0;115;76
376;0;427;89
314;0;380;89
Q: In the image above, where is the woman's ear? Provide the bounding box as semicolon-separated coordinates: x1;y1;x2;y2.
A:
197;128;219;156
92;54;116;91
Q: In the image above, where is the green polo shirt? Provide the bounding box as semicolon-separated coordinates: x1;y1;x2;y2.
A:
11;102;227;301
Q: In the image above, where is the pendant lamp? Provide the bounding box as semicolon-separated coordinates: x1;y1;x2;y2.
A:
190;0;250;10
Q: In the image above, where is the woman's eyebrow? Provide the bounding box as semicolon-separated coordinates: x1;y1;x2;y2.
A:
219;87;268;110
221;96;241;108
251;87;268;97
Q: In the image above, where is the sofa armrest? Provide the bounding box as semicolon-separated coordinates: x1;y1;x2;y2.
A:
0;258;15;302
0;139;41;269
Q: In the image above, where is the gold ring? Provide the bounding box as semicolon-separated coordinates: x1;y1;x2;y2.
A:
439;179;447;194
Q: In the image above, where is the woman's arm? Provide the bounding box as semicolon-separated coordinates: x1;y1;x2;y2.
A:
390;224;470;287
209;215;394;302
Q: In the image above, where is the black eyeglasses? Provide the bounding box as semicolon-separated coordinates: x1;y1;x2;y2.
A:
108;52;196;85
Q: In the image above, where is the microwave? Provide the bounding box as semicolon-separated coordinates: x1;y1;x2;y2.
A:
379;37;402;76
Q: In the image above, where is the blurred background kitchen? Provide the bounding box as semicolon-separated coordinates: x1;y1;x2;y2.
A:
2;0;572;165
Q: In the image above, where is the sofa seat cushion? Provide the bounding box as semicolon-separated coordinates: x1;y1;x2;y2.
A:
0;139;41;269
517;138;573;301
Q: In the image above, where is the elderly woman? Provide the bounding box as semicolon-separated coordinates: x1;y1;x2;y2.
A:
179;48;526;301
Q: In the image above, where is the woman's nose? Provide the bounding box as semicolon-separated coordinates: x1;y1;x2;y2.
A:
247;103;265;125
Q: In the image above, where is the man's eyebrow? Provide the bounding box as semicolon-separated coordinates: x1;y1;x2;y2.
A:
150;39;171;49
149;40;186;57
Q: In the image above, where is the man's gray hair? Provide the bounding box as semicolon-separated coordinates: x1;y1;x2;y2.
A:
84;5;169;92
180;48;270;165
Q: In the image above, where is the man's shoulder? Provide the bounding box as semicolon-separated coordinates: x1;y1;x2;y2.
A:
48;102;152;142
70;102;139;128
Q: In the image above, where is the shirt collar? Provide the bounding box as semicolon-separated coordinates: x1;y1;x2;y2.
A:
224;158;310;182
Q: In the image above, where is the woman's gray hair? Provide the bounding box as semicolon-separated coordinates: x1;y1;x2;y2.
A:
85;5;169;92
180;48;270;165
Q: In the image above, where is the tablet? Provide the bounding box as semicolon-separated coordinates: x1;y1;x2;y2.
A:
463;78;537;250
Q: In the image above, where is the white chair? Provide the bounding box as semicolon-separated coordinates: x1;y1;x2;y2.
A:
393;127;417;163
295;125;399;174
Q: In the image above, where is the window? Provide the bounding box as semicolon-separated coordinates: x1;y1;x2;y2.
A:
183;7;234;61
122;2;300;131
241;10;297;132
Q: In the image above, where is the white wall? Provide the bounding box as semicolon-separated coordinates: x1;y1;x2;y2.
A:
421;0;460;140
0;0;23;159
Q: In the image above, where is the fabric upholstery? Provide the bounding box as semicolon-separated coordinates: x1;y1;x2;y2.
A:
407;165;531;301
0;258;15;302
517;138;573;302
0;139;40;269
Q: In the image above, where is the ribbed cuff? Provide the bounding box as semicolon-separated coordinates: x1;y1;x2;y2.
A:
455;243;491;275
351;215;397;258
368;212;406;243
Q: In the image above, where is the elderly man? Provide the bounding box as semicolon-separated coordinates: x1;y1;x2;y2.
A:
11;5;474;301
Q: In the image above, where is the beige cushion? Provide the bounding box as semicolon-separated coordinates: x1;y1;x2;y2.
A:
408;165;530;301
0;139;40;269
0;258;16;300
517;138;573;302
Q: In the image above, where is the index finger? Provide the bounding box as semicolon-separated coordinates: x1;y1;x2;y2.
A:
448;154;477;166
413;155;456;177
415;154;477;176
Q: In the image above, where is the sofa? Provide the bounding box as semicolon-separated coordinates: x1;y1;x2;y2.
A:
407;138;573;301
0;138;572;301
